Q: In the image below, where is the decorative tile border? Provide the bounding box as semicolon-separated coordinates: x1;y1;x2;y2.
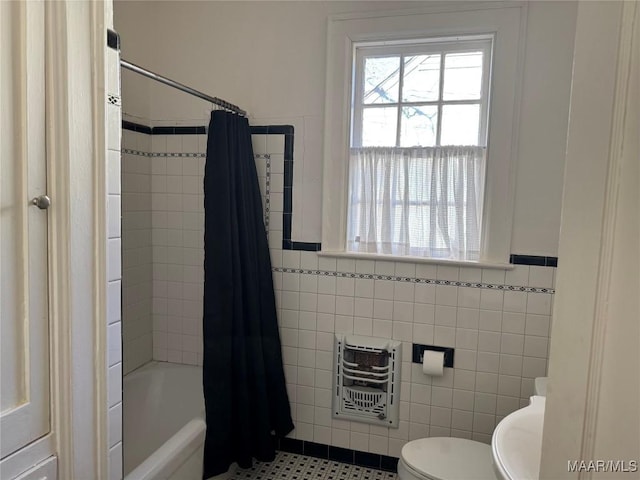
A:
272;267;555;294
263;154;271;231
276;437;398;473
108;94;121;106
122;148;152;157
107;29;120;51
120;121;559;268
155;152;205;158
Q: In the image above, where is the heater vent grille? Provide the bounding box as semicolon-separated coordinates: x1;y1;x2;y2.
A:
333;335;401;427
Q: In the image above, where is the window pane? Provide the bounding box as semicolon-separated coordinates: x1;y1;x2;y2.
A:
364;56;400;104
402;54;440;102
440;104;480;145
443;51;483;100
362;107;398;146
400;106;438;147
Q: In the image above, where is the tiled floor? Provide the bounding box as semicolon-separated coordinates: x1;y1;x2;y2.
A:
230;452;397;480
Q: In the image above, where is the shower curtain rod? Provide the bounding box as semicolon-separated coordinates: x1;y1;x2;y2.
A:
121;59;247;116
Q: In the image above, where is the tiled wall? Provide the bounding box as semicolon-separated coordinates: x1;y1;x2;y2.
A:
147;134;207;364
121;130;153;374
118;126;554;461
106;30;123;480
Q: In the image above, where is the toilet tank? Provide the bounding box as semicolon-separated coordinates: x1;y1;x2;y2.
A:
534;377;548;396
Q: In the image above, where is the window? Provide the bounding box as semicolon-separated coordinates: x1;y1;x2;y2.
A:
322;5;526;266
351;38;492;148
347;38;492;261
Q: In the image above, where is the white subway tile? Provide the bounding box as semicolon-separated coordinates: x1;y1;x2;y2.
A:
505;265;529;287
480;289;503;311
434;326;455;347
108;323;122;367
452;389;475;411
299;292;318;312
472;412;496;435
522;357;547;378
392;321;412;342
393;301;414;322
394;282;415;302
413;303;435;324
369;434;389;455
414;283;436;304
457;288;481;309
298;311;317;331
317;294;336;314
481;269;505;285
479;310;502;333
335;296;354;316
331;428;350;448
459;267;482;283
497;375;521;397
109;442;123;480
108;363;122;407
436;265;459;281
499;354;523;376
435;285;458;306
475;372;498;394
502;312;525;334
434;305;457;327
108;402;122;448
354;278;374;298
525;314;551;337
353;317;373;336
526;292;552;315
335;315;353;334
455;328;478;350
430;406;452;427
454;349;477;371
451;409;473;431
528;266;554;288
372;320;392;339
373;299;393;320
374;260;395;276
503;291;527;313
456;308;479;329
524;336;549;358
500;334;525;355
336;277;355;297
412;324;434;344
374;280;395;300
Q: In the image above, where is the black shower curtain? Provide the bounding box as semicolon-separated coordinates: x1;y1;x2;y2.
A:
202;110;294;479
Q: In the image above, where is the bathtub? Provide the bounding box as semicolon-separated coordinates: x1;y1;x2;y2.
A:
123;362;207;480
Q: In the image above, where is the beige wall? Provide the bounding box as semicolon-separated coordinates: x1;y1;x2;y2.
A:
115;0;577;257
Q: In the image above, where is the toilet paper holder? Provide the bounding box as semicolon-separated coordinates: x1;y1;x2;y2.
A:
412;344;455;368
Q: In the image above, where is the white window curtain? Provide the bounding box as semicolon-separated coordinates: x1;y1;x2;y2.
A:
346;146;486;261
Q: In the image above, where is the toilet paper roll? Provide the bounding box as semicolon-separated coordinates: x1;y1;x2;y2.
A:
422;350;445;376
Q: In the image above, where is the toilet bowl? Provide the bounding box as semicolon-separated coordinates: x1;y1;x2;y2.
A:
397;437;498;480
397;378;548;479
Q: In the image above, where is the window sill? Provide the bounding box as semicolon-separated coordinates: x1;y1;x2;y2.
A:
317;250;514;270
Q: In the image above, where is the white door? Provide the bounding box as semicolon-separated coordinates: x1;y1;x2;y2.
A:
0;0;50;461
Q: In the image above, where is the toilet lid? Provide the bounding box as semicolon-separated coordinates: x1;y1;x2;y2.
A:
401;437;498;480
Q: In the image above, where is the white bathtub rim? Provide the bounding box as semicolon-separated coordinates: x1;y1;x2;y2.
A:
124;417;206;480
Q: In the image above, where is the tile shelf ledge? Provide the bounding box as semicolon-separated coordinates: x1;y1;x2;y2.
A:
316;250;515;270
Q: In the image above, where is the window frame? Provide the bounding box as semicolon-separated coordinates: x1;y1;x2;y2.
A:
322;3;528;267
351;37;493;149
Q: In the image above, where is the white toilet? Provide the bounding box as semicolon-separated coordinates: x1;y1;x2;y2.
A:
397;378;548;480
397;437;497;480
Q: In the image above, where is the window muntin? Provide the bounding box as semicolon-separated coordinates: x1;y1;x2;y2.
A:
351;38;493;149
